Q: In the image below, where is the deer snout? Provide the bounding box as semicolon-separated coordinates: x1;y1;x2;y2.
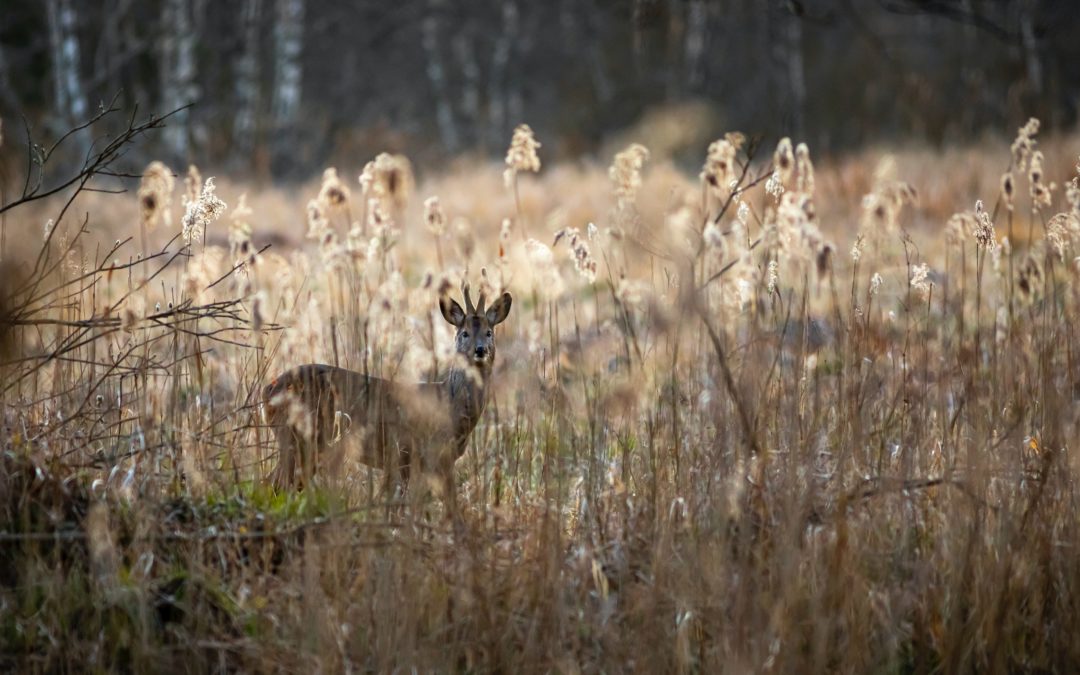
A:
474;345;489;360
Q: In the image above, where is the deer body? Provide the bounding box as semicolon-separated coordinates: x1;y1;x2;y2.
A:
264;286;511;510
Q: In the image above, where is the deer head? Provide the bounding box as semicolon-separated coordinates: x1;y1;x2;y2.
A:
439;281;512;370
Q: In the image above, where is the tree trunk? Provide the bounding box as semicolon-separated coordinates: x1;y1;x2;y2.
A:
453;28;481;148
768;0;806;139
685;0;707;90
46;0;88;146
785;6;806;139
585;0;613;104
234;0;263;166
488;0;519;146
160;0;198;162
422;0;459;153
0;42;20;118
1019;0;1042;95
271;0;305;170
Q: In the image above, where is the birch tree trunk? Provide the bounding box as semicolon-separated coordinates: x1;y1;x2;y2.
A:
271;0;305;167
160;0;198;161
233;0;263;165
46;0;88;144
422;0;459;152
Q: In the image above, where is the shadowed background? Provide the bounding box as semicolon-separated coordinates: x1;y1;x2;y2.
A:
2;0;1078;177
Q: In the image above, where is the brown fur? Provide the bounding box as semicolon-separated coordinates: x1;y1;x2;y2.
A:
263;287;512;512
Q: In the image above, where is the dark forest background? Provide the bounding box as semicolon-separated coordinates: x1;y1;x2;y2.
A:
1;0;1077;179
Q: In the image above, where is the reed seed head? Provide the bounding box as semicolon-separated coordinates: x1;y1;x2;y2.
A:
1010;117;1040;172
701;138;737;196
319;167;351;209
774;137;794;186
138;161;175;231
910;262;932;300
609;143;650;208
973;200;996;250
423;196;447;236
505;124;542;175
180;177;226;244
1001;172;1015;211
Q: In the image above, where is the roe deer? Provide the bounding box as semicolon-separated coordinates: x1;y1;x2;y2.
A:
263;283;512;513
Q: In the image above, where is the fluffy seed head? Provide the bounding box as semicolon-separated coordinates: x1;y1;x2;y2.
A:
138;161;175;231
701;138;737;196
360;153;414;212
910;263;932;300
795;143;815;195
870;272;883;296
851;236;864;263
184;164;202;206
973;200;996;250
505;124;542;176
180;177;226;244
765;170;784;201
306;199;330;242
774;138;794;186
554;226;598;283
609;143;650;208
423;196;446;236
1001;172;1015;211
319;167;351;209
1010;117;1040;172
1029;151;1052;210
229;194;256;291
1017;251;1044;302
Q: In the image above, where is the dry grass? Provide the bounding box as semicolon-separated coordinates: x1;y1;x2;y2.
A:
3;112;1080;673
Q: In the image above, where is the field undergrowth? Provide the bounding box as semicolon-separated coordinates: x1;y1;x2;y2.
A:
3;109;1080;673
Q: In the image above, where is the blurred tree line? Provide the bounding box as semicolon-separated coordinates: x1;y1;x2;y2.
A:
0;0;1076;178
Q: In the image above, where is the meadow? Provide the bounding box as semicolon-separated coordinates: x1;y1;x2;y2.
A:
3;108;1080;673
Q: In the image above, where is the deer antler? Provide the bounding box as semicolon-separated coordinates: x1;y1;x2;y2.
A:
462;280;475;314
476;267;492;314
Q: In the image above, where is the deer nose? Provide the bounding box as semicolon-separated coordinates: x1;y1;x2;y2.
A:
474;345;488;358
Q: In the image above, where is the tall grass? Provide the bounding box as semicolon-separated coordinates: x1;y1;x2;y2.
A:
3;108;1080;673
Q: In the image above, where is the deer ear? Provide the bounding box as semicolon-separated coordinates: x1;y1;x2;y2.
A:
440;296;466;327
486;292;512;326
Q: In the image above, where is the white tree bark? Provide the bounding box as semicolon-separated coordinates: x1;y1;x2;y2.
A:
160;0;198;160
422;0;459;152
234;0;263;161
271;0;305;138
46;0;87;129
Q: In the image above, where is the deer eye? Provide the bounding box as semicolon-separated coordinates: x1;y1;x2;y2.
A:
461;331;469;338
486;330;493;338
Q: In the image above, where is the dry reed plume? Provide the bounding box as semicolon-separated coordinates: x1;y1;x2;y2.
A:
3;105;1080;673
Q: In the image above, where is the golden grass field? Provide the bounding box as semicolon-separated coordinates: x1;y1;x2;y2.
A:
3;113;1080;672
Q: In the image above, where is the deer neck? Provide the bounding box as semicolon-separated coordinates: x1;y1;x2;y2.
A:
445;362;490;434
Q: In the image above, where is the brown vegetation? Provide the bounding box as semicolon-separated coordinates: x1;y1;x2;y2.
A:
3;107;1080;672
